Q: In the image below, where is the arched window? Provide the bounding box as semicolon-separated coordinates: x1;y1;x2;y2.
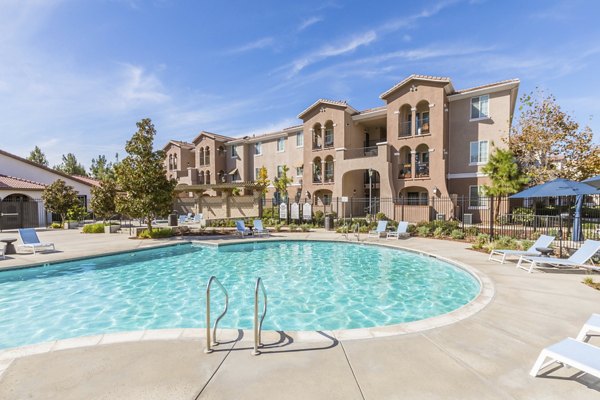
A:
199;148;205;165
324;121;334;148
205;147;211;165
206;171;211;184
415;144;430;178
324;155;334;183
173;154;178;169
416;100;430;135
218;146;225;156
218;170;225;183
168;154;173;170
398;146;412;179
399;104;412;137
199;171;205;184
312;123;322;150
312;157;322;183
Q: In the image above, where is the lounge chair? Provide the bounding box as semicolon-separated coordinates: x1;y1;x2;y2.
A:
178;215;187;225
235;220;253;237
489;235;555;264
368;221;388;238
17;228;55;254
516;239;600;273
387;221;410;240
576;313;600;342
530;338;600;379
192;214;203;223
253;220;270;237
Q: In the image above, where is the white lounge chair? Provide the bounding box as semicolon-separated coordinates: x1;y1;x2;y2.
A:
178;215;187;225
253;220;270;237
192;214;203;223
368;221;388;238
530;338;600;379
17;228;55;254
576;313;600;342
235;220;253;237
489;235;555;264
516;239;600;273
387;221;410;240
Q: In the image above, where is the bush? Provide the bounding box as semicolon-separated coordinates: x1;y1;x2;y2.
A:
138;228;173;239
520;240;533;251
472;233;490;249
464;226;480;237
358;225;370;233
274;224;282;232
416;226;431;237
82;223;105;233
300;224;311;232
450;229;465;240
491;235;519;250
50;222;63;229
375;212;387;221
336;226;349;234
289;223;298;232
433;227;445;238
314;210;324;226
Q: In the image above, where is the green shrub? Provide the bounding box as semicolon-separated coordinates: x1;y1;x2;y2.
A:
450;229;465;240
314;210;324;226
358;225;370;233
300;224;310;232
472;233;490;250
138;228;173;239
464;226;480;237
492;235;519;250
433;227;445;238
375;212;387;221
82;223;105;233
50;222;63;229
416;226;431;237
289;223;298;232
336;226;349;234
274;224;282;232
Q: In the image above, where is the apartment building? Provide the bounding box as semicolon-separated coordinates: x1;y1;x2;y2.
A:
165;74;519;209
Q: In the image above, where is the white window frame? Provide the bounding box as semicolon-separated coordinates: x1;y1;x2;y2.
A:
231;145;238;159
470;94;490;120
469;185;488;209
296;132;304;148
254;142;262;156
469;140;489;165
277;138;285;152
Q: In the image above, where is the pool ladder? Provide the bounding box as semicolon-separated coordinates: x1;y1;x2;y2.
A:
203;276;268;356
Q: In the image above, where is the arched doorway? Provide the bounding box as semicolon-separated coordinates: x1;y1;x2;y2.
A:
1;193;39;229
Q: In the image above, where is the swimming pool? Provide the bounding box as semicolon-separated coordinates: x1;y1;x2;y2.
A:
0;241;480;349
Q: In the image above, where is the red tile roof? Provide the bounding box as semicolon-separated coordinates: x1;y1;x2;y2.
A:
0;174;47;190
71;175;101;187
453;78;520;94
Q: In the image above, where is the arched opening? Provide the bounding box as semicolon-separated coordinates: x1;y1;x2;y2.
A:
199;148;205;166
173;154;178;170
217;146;225;156
416;100;430;135
312;123;322;150
199;171;205;184
398;104;412;137
313;189;333;206
205;147;210;165
1;193;37;230
324;120;334;148
168;154;173;170
415;144;430;178
399;186;429;205
398;146;412;179
324;155;334;183
205;171;211;184
218;170;225;183
312;157;322;183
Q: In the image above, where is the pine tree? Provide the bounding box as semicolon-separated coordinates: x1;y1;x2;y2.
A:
27;146;49;166
54;153;88;176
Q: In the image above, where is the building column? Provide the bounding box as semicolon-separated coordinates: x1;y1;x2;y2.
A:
410;150;417;181
411;107;417;136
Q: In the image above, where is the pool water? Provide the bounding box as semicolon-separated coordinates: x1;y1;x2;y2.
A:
0;241;479;349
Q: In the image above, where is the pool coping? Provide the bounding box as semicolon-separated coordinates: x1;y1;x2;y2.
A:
0;237;494;371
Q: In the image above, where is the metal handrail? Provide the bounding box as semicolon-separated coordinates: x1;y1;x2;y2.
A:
205;276;229;354
252;277;268;356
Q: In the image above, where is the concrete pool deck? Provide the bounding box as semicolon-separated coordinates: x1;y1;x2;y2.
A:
0;228;599;399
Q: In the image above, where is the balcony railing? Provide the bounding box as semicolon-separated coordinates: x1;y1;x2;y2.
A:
324;140;334;148
399;121;412;137
313;175;322;183
312;143;322;150
324;175;334;183
398;163;412;179
416;163;429;178
345;146;378;159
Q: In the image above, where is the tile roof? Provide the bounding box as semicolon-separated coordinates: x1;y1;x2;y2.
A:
380;74;452;99
0;174;47;190
71;175;101;187
297;99;359;119
453;78;520;94
357;105;387;114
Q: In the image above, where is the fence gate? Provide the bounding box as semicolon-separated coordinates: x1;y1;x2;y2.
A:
0;198;42;231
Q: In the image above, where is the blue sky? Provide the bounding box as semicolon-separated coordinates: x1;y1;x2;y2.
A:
1;0;599;168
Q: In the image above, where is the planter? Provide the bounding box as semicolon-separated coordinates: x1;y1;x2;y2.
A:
104;225;120;234
64;221;78;229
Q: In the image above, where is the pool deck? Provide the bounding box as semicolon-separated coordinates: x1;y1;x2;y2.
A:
0;228;599;399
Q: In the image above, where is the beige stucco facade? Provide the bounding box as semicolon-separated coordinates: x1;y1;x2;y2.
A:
164;74;519;217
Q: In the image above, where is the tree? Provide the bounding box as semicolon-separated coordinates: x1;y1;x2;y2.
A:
273;165;293;201
255;166;271;195
482;147;529;221
508;90;600;184
90;154;115;181
54;153;88;176
41;179;79;224
114;118;176;231
90;179;117;221
27;146;49;166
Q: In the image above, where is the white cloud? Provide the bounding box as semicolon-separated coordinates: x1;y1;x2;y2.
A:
117;64;170;106
298;16;323;31
225;37;274;54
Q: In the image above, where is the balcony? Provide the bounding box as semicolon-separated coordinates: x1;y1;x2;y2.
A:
312;142;322;150
416;163;429;178
399;121;412;138
345;146;378;159
398;163;412;179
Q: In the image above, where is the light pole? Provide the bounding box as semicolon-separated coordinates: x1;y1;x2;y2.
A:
368;168;373;216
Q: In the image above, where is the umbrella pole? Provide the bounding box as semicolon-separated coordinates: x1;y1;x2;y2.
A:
559;211;563;258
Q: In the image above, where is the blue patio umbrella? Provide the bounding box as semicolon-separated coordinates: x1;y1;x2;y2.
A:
583;175;600;189
510;178;599;242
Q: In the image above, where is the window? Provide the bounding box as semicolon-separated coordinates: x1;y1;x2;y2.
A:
173;154;178;169
417;112;430;134
231;145;238;158
296;132;304;147
277;165;283;178
296;166;303;177
324;127;334;147
470;141;489;164
470;95;489;120
469;185;486;208
168;154;173;170
277;138;285;152
254;142;262;156
233;171;241;182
